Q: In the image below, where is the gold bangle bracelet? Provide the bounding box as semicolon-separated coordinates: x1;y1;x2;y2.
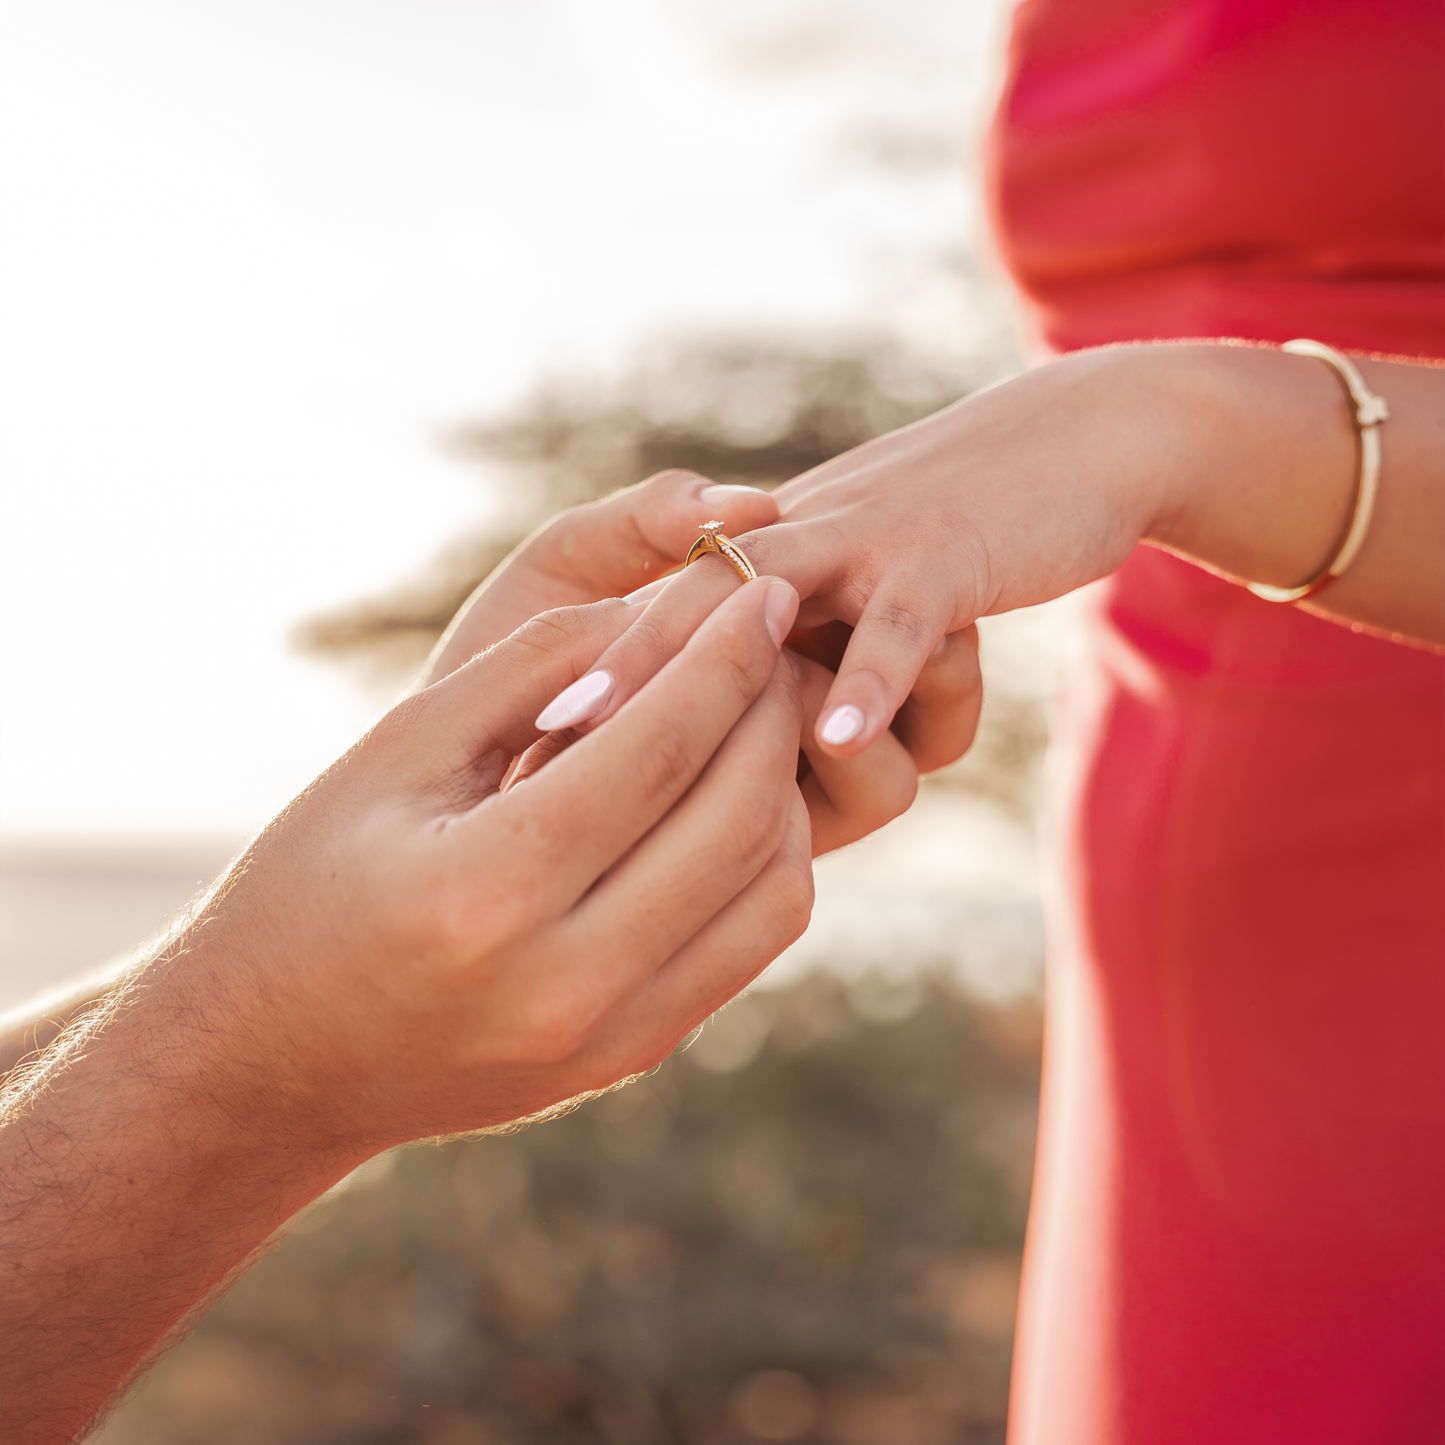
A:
1247;339;1390;604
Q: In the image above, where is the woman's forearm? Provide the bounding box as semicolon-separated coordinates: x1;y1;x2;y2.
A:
1123;343;1444;644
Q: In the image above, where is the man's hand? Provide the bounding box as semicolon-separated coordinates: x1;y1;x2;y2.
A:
226;579;810;1145
0;579;811;1445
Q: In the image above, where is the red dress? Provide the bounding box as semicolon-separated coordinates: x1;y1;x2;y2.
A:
985;2;1445;1440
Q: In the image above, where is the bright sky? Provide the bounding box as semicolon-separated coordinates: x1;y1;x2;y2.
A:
0;0;1010;837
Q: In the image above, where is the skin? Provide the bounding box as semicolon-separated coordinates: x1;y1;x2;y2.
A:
523;343;1443;759
0;581;817;1444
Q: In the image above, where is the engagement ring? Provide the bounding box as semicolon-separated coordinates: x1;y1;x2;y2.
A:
684;521;757;583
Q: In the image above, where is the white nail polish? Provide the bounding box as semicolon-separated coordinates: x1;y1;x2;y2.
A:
623;575;674;606
536;670;613;731
820;704;865;746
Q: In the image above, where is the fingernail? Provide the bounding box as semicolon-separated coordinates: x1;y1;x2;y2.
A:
762;581;798;647
820;704;864;746
930;633;950;659
699;482;767;508
623;575;674;606
535;670;613;731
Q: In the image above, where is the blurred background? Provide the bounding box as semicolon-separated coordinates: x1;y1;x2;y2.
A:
0;1;1086;1440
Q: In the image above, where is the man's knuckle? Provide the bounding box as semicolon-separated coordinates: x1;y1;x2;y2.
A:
767;860;816;943
638;727;698;801
765;657;806;721
705;635;772;710
512;995;593;1064
406;880;503;962
381;862;457;944
510;607;586;658
724;644;768;700
377;691;430;737
620;615;673;668
719;789;788;872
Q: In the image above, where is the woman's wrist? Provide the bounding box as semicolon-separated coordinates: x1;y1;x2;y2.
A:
1123;341;1364;592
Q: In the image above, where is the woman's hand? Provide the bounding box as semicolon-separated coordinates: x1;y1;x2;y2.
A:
538;343;1443;760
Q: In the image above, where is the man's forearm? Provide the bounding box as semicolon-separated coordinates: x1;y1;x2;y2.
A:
0;947;362;1445
0;968;132;1080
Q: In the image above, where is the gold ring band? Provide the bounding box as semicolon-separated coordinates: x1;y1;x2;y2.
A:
684;521;758;583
